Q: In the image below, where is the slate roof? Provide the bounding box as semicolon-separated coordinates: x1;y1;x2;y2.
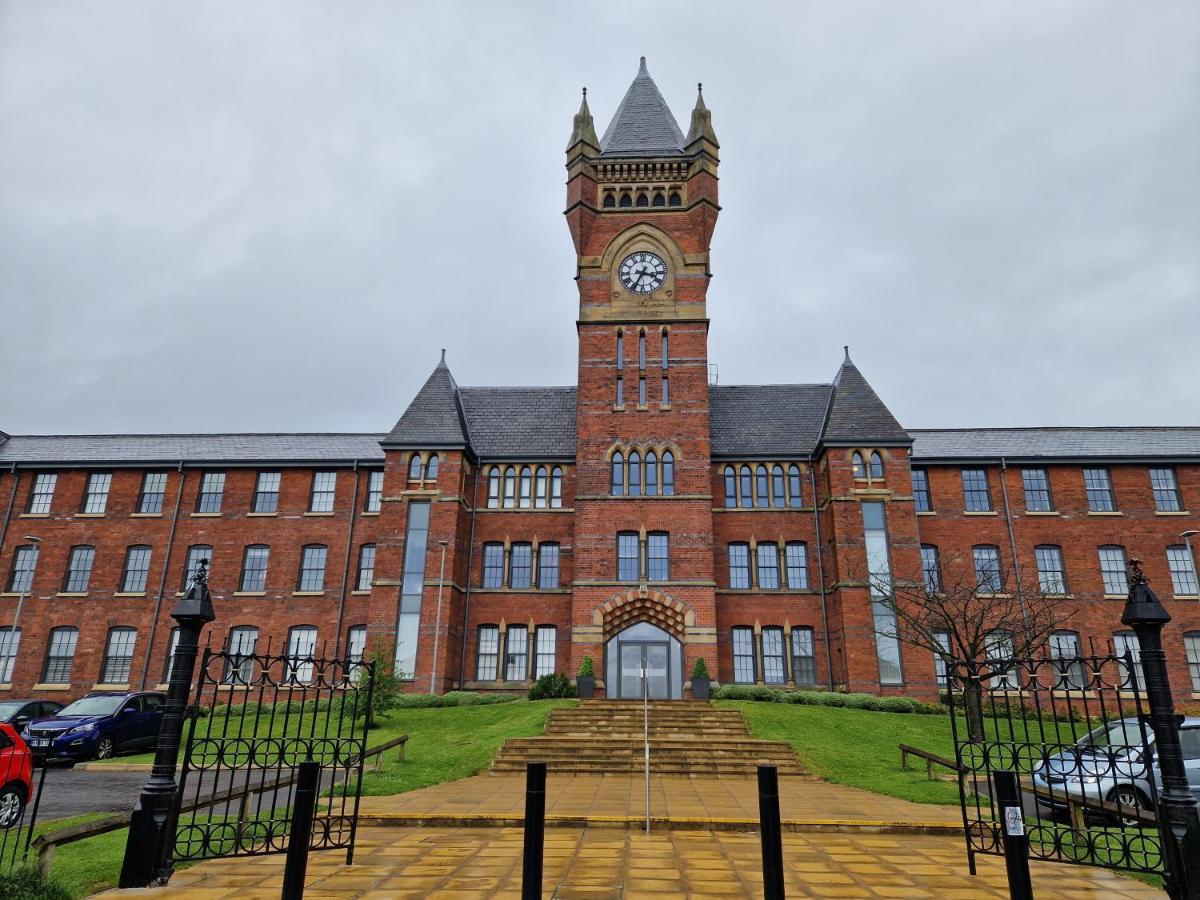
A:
910;428;1200;462
382;354;469;449
0;433;385;466
822;354;911;446
709;384;832;456
599;57;685;157
460;387;577;459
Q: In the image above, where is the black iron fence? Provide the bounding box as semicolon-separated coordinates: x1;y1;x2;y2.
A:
173;646;375;865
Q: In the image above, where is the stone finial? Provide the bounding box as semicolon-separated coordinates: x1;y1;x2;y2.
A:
684;79;719;150
566;86;600;155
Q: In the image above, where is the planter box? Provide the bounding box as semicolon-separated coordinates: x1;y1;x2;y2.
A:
692;676;710;700
577;675;595;698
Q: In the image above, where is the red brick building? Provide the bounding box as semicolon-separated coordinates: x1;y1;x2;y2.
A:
1;60;1197;702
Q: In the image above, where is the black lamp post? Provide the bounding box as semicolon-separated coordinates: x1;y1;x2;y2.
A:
119;559;216;887
1122;558;1200;899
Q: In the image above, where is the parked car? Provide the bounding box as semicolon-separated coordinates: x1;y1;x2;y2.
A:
1031;716;1200;821
0;722;33;828
0;699;63;731
22;691;166;763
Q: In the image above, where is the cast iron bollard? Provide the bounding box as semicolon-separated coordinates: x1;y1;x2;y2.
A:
1123;558;1200;899
992;770;1033;900
758;764;785;899
119;560;216;887
522;761;547;900
281;761;321;900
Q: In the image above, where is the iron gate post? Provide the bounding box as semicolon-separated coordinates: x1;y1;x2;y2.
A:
1122;558;1200;900
119;560;216;888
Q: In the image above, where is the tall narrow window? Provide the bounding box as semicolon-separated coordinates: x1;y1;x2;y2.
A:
120;545;152;593
739;466;752;508
408;455;422;480
1035;545;1068;595
162;627;181;683
239;545;270;592
616;376;624;406
346;625;368;664
869;452;884;479
771;466;785;508
973;545;1003;593
762;627;786;684
298;545;328;592
83;473;112;514
863;502;903;684
100;627;137;683
661;377;669;405
64;546;95;593
7;545;38;594
792;628;816;685
662;452;674;496
477;626;500;681
535;467;548;508
638;331;646;369
1151;468;1182;512
732;627;756;684
661;329;669;369
1050;631;1085;689
1186;634;1200;693
253;471;281;513
962;469;992;511
617;532;640;582
519;466;532;508
1167;546;1199;595
27;473;56;514
911;469;931;512
647;532;669;581
503;467;516;508
933;630;951;686
538;543;560;589
616;330;624;369
285;625;318;683
756;543;780;589
42;627;79;684
509;543;533;590
198;472;225;513
612;452;625;496
309;471;337;512
1113;631;1144;691
645;451;658;496
755;466;769;508
425;454;438;480
788;466;803;508
1083;468;1115;512
920;545;942;594
482;544;504;588
535;626;557;678
724;467;736;507
1098;545;1129;595
365;470;384;512
487;469;500;509
356;544;376;591
0;627;20;682
728;544;751;589
629;451;642;496
638;377;647;406
785;542;808;589
505;626;528;681
550;467;563;508
986;630;1018;689
1021;468;1053;512
851;453;866;479
183;545;212;590
138;472;168;514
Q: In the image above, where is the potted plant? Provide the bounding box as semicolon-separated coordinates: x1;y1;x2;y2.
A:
576;656;596;699
691;658;711;700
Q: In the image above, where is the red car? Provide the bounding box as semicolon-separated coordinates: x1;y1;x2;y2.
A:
0;722;33;829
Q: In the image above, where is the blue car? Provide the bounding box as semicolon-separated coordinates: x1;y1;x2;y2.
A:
23;692;166;763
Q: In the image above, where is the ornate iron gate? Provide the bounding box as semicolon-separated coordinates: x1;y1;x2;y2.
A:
173;646;374;864
947;650;1165;877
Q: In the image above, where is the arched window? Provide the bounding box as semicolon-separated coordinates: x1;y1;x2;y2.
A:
662;452;675;496
869;452;884;479
668;192;681;207
652;193;665;207
638;330;646;369
619;193;632;208
661;329;669;369
740;466;752;508
724;466;736;507
550;467;563;508
629;451;642;497
612;452;625;496
534;467;548;508
519;466;532;508
503;467;516;509
645;451;658;496
425;454;438;480
408;455;422;480
603;193;616;208
487;469;500;509
851;452;866;479
756;466;769;508
635;193;648;207
788;465;802;508
772;466;785;508
615;329;624;370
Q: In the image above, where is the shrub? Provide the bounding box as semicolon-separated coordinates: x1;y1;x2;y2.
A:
0;866;71;900
692;658;710;680
366;649;406;724
713;685;949;716
578;656;595;677
879;697;917;713
529;673;577;700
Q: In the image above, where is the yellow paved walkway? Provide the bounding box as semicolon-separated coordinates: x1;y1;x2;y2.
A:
99;825;1161;898
357;773;963;832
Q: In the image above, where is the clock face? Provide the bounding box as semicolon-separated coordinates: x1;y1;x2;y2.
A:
618;252;667;295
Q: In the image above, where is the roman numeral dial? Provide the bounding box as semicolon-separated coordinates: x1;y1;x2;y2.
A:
618;252;667;295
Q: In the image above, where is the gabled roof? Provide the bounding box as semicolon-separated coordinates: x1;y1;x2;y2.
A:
382;353;469;449
460;387;577;459
910;427;1200;462
599;57;685;158
821;351;911;446
709;384;832;457
0;433;385;466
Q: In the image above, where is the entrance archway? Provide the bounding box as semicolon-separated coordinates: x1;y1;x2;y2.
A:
605;621;683;699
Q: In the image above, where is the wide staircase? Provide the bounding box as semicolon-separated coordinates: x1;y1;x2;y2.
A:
490;700;808;777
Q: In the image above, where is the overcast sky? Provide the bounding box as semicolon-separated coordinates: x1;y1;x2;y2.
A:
2;1;1197;436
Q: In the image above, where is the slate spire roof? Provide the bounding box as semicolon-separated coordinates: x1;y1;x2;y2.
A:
382;351;470;449
820;347;911;446
599;57;685;157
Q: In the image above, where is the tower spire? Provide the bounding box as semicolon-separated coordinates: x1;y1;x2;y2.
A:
684;80;719;151
566;85;600;156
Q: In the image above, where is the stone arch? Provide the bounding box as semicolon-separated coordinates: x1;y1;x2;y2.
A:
592;587;696;643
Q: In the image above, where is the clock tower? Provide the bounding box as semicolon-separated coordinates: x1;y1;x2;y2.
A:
565;58;721;697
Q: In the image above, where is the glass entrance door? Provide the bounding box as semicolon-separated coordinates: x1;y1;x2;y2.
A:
618;642;670;699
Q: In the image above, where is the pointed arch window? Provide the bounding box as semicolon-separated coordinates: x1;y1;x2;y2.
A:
668;192;681;207
788;466;802;508
425;454;439;480
408;455;422;480
612;453;625;496
851;452;866;479
619;193;632;208
724;466;736;507
772;466;785;508
869;452;883;479
534;467;548;508
487;469;500;509
519;466;532;508
603;193;616;208
645;451;658;496
662;452;675;496
635;193;648;207
629;452;642;497
503;467;516;509
550;467;563;508
739;466;752;509
652;193;665;207
756;466;769;509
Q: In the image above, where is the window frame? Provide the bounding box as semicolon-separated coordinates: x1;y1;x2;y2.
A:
138;472;168;514
356;544;376;592
617;532;640;582
791;627;816;686
64;545;95;593
252;471;281;513
972;545;1003;593
198;471;226;513
482;543;505;589
732;627;756;684
508;543;533;590
1034;545;1068;596
476;625;500;681
27;472;57;514
239;544;270;592
1150;467;1182;512
756;543;780;590
1167;545;1199;596
285;625;319;684
728;543;751;589
784;542;808;589
42;627;79;684
1083;467;1116;512
309;471;337;513
100;626;138;684
505;626;528;681
82;472;112;514
182;545;212;591
534;626;557;679
7;544;38;594
537;543;560;589
1021;468;1054;512
646;532;669;582
297;544;328;592
961;468;992;512
365;470;384;512
1098;545;1129;596
120;545;153;593
920;544;942;594
761;626;786;685
911;468;931;512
